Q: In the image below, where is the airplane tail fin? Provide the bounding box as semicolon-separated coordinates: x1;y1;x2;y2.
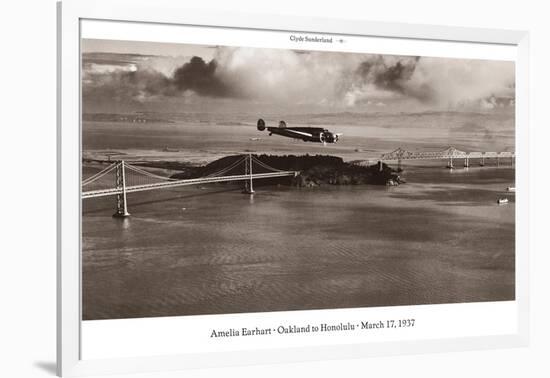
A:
257;118;266;131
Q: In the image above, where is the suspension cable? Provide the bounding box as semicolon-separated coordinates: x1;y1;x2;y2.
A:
86;155;280;189
203;156;247;177
251;156;286;172
82;163;118;186
124;164;178;182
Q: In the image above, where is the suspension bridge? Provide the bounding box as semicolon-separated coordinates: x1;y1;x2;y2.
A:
82;154;299;217
358;146;515;170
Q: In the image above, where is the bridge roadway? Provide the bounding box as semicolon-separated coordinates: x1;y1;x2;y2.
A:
381;151;515;160
81;171;299;199
379;147;515;161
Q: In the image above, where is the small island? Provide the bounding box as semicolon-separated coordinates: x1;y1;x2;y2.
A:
170;154;404;187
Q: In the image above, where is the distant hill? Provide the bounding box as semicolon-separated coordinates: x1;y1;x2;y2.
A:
83;113;173;124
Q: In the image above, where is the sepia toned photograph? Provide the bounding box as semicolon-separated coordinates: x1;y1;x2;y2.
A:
81;38;516;321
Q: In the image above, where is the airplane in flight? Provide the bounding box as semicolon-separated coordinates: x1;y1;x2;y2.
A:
256;119;342;145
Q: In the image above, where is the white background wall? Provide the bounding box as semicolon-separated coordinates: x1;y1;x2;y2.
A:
1;0;548;377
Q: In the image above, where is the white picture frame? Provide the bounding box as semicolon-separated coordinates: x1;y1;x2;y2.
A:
57;0;530;376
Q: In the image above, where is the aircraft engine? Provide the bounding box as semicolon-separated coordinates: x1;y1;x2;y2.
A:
321;132;339;143
257;118;266;131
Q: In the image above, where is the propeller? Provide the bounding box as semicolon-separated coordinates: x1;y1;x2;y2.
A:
257;118;266;131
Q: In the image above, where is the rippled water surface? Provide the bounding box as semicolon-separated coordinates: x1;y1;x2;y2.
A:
82;165;515;320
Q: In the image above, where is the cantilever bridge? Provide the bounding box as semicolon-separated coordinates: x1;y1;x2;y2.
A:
82;154;299;217
374;146;515;170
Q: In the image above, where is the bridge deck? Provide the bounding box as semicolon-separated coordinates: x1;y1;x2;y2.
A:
379;148;515;161
82;171;298;199
381;152;515;161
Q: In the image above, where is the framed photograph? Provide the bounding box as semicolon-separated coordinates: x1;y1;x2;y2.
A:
57;0;529;376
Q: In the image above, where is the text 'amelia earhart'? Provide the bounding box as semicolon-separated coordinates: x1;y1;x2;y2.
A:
209;319;415;338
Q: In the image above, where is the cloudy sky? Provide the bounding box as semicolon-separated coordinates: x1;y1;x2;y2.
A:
82;39;515;114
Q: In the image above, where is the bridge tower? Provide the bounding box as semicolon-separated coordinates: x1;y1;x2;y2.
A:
243;154;255;194
447;156;454;169
113;160;130;218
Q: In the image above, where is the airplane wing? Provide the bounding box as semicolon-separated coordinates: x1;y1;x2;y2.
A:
284;129;314;138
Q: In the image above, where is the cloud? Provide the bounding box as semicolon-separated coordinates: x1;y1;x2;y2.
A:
211;47;357;103
82;48;515;110
83;68;173;103
355;55;420;94
479;95;515;109
83;54;241;102
404;58;515;107
172;56;237;97
342;55;426;106
343;55;514;108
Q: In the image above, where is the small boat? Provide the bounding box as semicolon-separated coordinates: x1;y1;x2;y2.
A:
507;186;516;192
497;198;509;204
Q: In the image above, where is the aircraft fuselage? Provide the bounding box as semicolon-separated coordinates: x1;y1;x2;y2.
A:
257;119;341;144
